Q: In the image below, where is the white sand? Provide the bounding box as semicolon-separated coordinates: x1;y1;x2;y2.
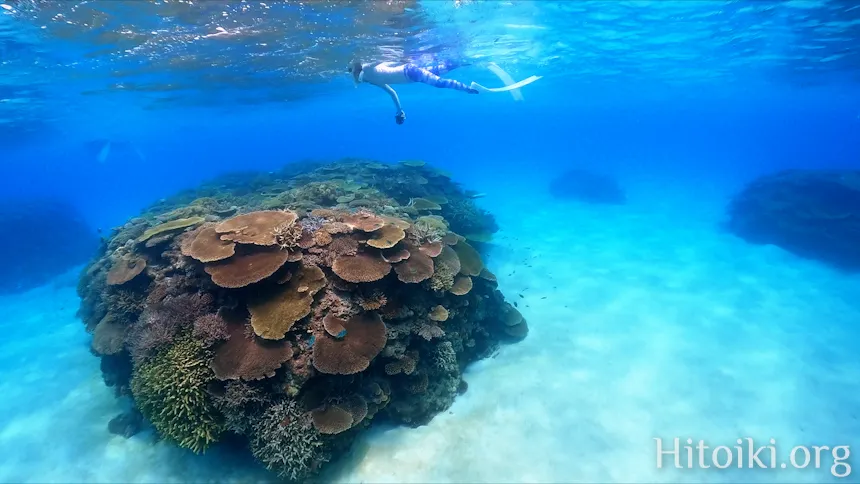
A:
2;180;859;483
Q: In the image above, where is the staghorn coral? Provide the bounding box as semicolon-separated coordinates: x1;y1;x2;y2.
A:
192;313;230;347
250;400;330;481
77;158;524;481
411;215;448;242
212;380;269;434
131;334;223;453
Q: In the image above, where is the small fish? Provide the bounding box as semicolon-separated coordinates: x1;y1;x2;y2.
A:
308;335;316;346
518;294;524;298
513;301;518;307
541;296;546;299
468;192;486;199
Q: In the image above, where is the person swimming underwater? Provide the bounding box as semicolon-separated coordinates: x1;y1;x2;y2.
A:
347;60;542;125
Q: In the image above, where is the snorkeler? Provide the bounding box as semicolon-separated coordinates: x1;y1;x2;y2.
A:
347;60;542;125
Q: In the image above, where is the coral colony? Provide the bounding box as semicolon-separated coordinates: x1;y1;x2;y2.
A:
726;169;860;270
77;159;526;481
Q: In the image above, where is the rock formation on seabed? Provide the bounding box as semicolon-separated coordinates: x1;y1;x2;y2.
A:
727;169;860;270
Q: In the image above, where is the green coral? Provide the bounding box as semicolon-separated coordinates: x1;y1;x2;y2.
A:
137;217;205;242
131;334;223;453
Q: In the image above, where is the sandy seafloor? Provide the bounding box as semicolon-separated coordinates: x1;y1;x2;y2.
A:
2;178;859;484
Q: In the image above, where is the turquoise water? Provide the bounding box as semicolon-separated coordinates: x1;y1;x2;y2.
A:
2;1;860;482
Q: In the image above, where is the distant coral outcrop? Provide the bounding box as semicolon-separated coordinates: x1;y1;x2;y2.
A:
727;169;860;270
76;158;525;481
549;168;627;204
0;198;98;293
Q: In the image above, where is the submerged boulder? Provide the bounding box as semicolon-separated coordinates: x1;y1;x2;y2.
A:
726;169;860;270
76;158;526;481
548;168;626;204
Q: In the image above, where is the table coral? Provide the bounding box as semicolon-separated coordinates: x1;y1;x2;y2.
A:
106;255;147;286
76;158;525;481
137;216;205;242
203;247;291;288
216;210;298;246
180;225;236;262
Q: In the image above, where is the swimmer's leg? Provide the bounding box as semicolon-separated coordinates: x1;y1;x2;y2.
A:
423;60;470;76
404;64;477;93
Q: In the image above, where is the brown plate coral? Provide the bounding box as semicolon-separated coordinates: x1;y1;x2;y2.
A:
76;159;525;481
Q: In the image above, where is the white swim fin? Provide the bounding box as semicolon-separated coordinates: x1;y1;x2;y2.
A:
470;75;542;93
485;62;524;101
97;141;112;163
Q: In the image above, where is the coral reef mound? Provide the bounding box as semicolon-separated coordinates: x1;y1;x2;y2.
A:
76;159;525;481
0;197;99;293
726;169;860;270
548;168;626;205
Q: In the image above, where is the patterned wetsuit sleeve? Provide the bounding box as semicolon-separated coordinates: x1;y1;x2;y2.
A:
403;64;473;92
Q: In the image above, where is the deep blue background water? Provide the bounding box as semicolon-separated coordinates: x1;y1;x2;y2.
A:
3;79;858;233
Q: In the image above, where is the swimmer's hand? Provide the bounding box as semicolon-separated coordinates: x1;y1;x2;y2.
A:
395;110;406;125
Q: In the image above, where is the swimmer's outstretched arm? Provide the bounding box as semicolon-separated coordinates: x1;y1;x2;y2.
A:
375;84;406;124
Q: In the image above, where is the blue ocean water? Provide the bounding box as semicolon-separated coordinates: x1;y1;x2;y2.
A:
1;0;860;482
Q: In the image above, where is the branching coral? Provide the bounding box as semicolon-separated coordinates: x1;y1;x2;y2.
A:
131;334;224;453
249;400;330;481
